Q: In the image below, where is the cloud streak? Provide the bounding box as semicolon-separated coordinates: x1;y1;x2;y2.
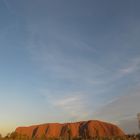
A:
26;26;140;126
40;89;91;121
119;58;140;76
93;91;140;133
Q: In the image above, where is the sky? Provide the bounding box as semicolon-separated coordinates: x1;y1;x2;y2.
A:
0;0;140;136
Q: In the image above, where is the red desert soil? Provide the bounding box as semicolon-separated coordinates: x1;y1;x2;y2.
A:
15;120;125;138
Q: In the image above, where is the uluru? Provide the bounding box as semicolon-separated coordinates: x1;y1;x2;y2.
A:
15;120;125;139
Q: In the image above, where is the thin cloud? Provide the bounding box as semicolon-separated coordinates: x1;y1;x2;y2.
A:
119;58;140;75
93;91;140;133
40;90;91;121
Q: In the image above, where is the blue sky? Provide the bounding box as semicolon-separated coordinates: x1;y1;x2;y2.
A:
0;0;140;135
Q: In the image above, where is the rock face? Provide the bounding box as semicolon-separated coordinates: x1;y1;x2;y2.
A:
15;120;125;138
